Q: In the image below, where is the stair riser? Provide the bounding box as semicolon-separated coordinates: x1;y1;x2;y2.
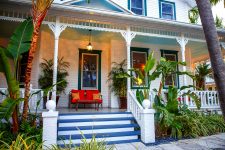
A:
58;127;134;135
57;135;138;145
59;114;133;120
58;120;131;127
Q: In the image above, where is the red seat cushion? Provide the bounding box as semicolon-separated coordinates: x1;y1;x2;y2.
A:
70;89;102;104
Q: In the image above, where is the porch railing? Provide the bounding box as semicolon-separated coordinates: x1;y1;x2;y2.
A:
128;90;143;125
179;91;220;110
0;87;46;112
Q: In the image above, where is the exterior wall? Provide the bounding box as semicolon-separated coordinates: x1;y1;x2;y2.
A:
112;0;191;23
38;27;111;108
146;0;190;23
111;0;128;10
110;38;191;108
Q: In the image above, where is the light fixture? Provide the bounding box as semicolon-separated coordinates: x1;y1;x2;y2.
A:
87;29;93;51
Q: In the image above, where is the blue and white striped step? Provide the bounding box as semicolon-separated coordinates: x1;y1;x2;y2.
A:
57;112;141;145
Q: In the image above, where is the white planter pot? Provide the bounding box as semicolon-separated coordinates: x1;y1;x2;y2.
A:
46;100;56;112
142;99;151;109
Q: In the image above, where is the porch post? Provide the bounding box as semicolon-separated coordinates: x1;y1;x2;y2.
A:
48;17;67;101
121;27;136;111
176;34;189;86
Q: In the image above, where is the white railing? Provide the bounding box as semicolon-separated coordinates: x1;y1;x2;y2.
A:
128;90;143;125
128;90;155;143
0;87;46;112
179;91;220;110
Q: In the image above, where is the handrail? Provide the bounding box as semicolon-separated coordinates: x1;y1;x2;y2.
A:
128;90;143;126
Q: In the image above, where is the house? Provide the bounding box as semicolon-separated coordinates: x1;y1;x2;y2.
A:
0;0;225;146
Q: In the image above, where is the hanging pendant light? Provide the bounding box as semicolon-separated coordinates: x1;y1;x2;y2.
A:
87;29;93;51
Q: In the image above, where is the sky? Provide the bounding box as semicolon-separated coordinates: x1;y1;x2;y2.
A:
212;1;225;25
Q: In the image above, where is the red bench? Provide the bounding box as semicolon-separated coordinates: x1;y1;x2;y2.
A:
69;90;103;111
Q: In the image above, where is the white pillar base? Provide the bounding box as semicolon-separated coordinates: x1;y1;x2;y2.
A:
140;109;155;144
42;111;58;148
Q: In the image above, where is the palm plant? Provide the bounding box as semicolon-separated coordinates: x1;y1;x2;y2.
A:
39;57;69;105
0;18;33;133
215;15;223;28
108;60;127;109
195;63;212;90
188;0;223;25
23;0;53;121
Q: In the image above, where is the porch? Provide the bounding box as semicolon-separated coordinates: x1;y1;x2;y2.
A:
0;87;221;113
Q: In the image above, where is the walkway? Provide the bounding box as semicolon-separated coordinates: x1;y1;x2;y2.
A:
113;133;225;150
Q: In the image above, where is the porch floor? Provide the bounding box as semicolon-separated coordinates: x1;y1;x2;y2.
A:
56;107;126;114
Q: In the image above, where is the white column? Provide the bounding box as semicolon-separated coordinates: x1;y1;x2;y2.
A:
121;27;136;111
42;100;58;148
140;109;155;143
176;34;188;86
48;17;67;101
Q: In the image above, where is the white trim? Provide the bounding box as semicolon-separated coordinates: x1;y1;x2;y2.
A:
160;1;175;20
130;0;145;15
5;0;225;34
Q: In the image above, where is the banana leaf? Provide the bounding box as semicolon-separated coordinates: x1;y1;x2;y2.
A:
7;18;33;63
0;98;23;121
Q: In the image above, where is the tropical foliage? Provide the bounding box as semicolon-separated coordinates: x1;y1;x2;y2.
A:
39;57;70;95
108;60;127;97
0;132;114;150
0;18;33;133
195;63;212;90
189;0;224;28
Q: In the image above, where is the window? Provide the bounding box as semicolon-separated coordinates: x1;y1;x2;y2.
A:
161;50;179;88
131;47;149;88
78;49;101;91
130;0;146;15
159;0;176;20
17;52;29;88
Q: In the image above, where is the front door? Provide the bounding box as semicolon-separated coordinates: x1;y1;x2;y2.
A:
78;49;102;91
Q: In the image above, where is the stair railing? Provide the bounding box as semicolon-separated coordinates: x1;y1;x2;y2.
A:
128;90;143;125
128;90;155;143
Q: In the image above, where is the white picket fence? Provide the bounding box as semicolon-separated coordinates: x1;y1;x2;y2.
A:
0;87;48;112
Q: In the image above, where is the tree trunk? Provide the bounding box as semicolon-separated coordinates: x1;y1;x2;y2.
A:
196;0;225;119
22;11;48;121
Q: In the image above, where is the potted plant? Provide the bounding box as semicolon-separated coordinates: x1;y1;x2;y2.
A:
108;60;127;109
39;57;69;107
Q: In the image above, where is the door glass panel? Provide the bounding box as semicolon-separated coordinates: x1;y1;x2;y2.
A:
82;54;98;89
131;51;148;87
163;53;178;87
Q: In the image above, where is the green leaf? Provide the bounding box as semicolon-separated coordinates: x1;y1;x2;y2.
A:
136;89;144;105
7;18;33;62
166;86;179;114
179;85;195;91
144;51;156;73
0;98;23;120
